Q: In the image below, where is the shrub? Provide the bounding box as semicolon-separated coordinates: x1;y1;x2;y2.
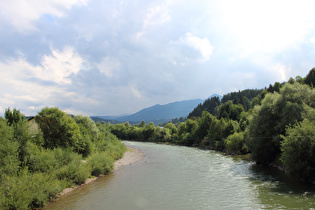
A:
27;149;58;173
0;170;63;209
56;160;90;185
0;119;19;178
225;132;248;155
87;152;114;176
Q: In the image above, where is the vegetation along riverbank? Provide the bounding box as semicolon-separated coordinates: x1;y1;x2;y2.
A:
0;107;126;209
108;68;315;183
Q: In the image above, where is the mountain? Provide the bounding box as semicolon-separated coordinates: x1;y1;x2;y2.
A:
93;99;206;125
117;99;204;124
92;95;223;125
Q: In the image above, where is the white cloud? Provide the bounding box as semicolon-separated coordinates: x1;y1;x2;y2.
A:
137;0;171;37
218;0;315;56
182;33;213;61
169;33;213;64
36;47;83;84
97;57;121;78
0;0;88;32
269;63;289;82
131;86;142;98
0;47;87;115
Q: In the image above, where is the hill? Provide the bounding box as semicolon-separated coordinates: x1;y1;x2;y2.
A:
93;98;210;125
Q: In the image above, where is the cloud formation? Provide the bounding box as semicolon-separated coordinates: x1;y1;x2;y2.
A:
169;33;213;65
1;0;315;116
0;0;87;32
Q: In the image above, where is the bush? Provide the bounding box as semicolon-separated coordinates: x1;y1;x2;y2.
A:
0;119;19;178
56;158;90;185
88;152;114;176
225;132;248;155
0;170;63;209
27;149;59;173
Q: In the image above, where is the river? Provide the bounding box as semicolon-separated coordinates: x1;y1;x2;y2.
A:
45;141;315;209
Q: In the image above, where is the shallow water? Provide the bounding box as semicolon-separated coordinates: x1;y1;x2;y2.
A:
45;141;315;209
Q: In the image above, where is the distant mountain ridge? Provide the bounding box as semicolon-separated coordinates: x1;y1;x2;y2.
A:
91;94;221;125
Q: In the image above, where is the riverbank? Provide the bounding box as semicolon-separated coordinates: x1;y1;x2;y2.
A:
58;147;144;197
114;147;145;171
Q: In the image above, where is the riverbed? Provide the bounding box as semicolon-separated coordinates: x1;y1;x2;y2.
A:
45;141;315;209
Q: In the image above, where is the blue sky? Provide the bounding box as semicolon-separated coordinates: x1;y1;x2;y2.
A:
1;0;315;116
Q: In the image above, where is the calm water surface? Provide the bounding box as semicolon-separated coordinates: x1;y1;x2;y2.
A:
45;141;315;209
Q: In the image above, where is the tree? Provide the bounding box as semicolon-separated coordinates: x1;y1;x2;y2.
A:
225;132;248;155
74;116;100;140
295;76;304;84
196;111;215;141
304;67;315;87
242;96;250;111
164;122;177;135
247;83;315;164
74;116;99;156
250;97;260;109
188;97;220;118
217;101;244;121
35;107;81;149
273;82;282;93
0;118;19;178
4;107;25;127
139;120;146;128
4;108;31;166
281;118;315;181
143;122;155;140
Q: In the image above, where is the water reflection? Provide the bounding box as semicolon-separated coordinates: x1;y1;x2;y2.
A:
248;164;315;209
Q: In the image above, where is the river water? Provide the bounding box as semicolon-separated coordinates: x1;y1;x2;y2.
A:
45;141;315;209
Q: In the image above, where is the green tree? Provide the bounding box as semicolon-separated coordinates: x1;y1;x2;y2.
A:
164;122;177;135
304;67;315;87
35;107;81;149
217;101;244;121
247;83;315;164
281;118;315;181
225;131;248;155
0;118;19;178
143;122;155;140
4;108;31;167
74;115;100;140
4;107;26;127
250;97;260;109
196;111;215;141
295;76;304;84
139;120;146;128
273;82;282;93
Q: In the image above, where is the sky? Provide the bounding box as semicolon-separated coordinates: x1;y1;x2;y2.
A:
1;0;315;116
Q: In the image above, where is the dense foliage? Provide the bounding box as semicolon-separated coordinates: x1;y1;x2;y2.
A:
188;89;262;118
0;107;125;209
247;83;315;165
108;68;315;182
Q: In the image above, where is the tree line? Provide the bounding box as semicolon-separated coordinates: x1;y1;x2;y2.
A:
107;68;315;182
0;107;126;209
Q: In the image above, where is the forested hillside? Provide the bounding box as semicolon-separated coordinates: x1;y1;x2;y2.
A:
0;107;126;209
108;68;315;182
188;88;263;118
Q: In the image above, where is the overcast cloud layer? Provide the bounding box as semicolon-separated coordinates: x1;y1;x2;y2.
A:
1;0;315;116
